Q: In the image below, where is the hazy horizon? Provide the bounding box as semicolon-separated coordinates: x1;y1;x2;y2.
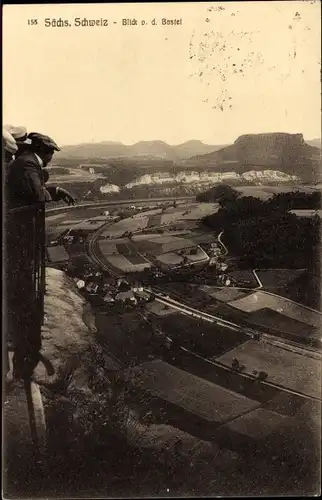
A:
3;2;321;147
56;133;320;149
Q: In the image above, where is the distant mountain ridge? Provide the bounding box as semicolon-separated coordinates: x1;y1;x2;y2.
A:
55;140;226;160
55;132;321;182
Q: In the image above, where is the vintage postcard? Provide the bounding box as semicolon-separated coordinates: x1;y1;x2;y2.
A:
2;1;321;498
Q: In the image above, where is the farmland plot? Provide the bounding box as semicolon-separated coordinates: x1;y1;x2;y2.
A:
229;291;322;328
157;313;249;359
125;360;260;424
247;308;320;340
101;217;149;237
178;203;220;220
199;286;250;303
217;340;321;399
105;254;151;273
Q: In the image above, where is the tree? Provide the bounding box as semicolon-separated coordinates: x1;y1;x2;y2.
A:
196;184;240;205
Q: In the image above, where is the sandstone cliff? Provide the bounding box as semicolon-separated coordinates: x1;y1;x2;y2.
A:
124;169;297;189
187;133;321;180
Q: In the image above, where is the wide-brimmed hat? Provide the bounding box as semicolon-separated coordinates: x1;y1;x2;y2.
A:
3;128;18;154
4;125;27;142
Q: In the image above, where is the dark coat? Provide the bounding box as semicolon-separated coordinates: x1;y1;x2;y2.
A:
6;150;47;208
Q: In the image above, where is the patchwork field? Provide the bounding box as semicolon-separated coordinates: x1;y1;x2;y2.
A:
234;187;273;200
46;167;105;184
66;202;219;242
178;203;219;220
261;185;317;194
46;207;114;232
216;340;321;399
156;313;250;359
133;208;161;218
145;301;177;316
199;286;250;303
69;219;107;231
131;203;218;228
125;360;261;424
97;241;119;255
116;242;148;265
156;246;209;266
247;308;320;340
104;254;151;273
234;185;316;200
221;407;294;441
100;217;149;237
229;291;322;328
99;230;211;273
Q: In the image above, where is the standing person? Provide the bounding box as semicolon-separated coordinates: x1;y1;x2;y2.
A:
6;132;75;208
5;132;75;380
3;126;27;379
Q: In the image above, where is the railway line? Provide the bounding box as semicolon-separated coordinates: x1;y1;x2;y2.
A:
46;196;195;216
151;289;321;360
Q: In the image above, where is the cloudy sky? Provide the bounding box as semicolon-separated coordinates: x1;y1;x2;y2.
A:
3;1;321;146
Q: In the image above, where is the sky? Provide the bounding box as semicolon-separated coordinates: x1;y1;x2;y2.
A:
3;1;321;147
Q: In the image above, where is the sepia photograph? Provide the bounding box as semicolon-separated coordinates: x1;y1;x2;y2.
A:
2;1;321;498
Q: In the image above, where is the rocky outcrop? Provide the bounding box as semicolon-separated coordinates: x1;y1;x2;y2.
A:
234;133;309;169
187;133;320;180
124;169;298;189
241;170;298;182
99;182;120;194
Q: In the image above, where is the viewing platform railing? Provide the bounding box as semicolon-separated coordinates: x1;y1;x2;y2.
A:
4;203;46;368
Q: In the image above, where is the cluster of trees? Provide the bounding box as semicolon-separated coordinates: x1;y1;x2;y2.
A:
196;184;240;204
197;184;321;210
283;272;321;310
201;185;321;271
226;213;320;269
266;190;321;211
